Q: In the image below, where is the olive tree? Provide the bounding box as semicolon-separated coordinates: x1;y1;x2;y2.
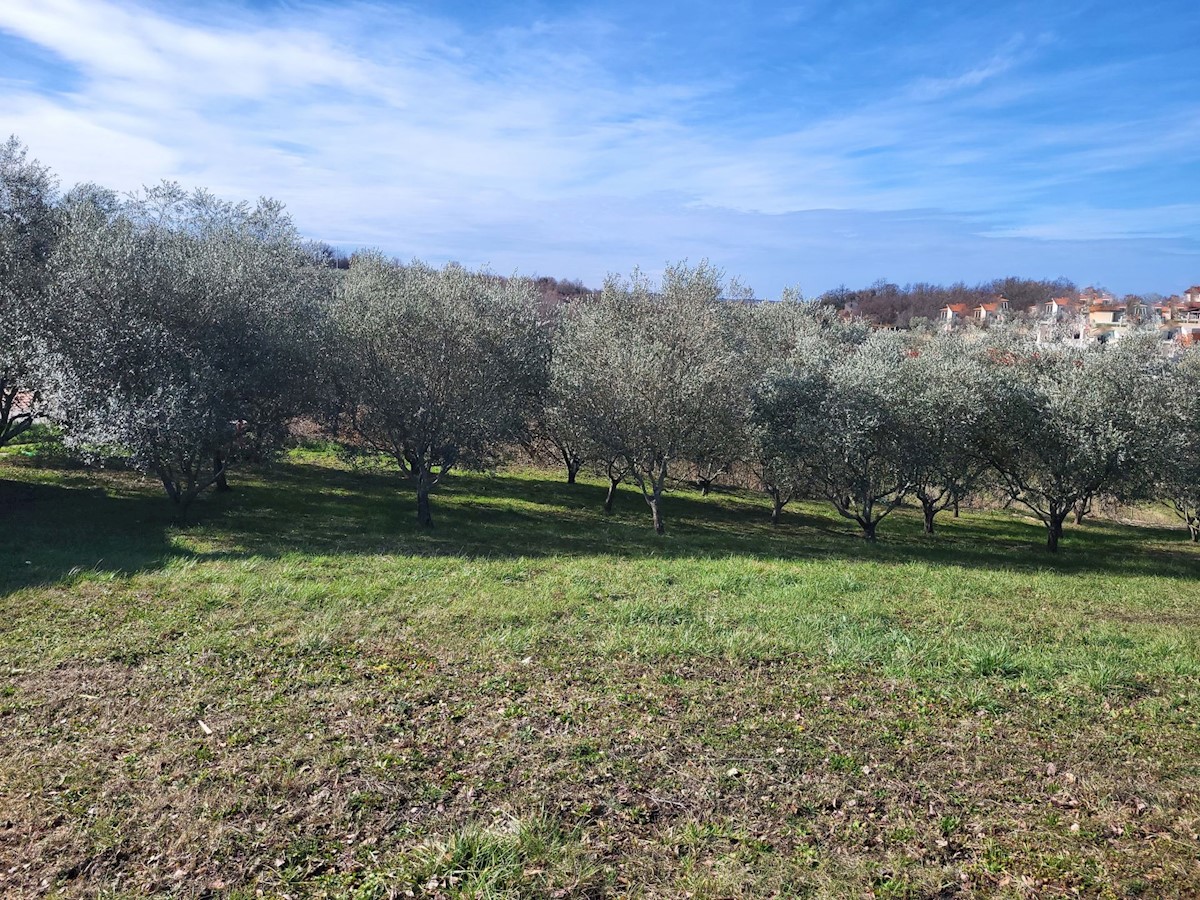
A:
43;183;328;515
975;335;1165;551
534;302;596;484
1158;349;1200;541
0;136;59;448
745;297;837;525
552;261;742;533
332;255;549;527
754;328;914;540
684;292;762;496
891;334;988;534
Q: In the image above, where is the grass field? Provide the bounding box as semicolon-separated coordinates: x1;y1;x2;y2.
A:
2;447;1199;898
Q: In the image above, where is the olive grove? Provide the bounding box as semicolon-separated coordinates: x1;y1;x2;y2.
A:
551;261;746;533
4;133;1197;553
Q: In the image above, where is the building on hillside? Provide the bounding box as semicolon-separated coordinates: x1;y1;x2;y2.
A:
939;302;971;328
1088;301;1125;327
972;297;1009;323
1164;298;1200;345
1043;297;1085;320
1037;296;1087;345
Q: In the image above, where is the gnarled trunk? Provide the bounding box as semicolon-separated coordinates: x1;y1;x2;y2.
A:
604;477;620;514
920;496;937;534
636;459;670;534
765;483;787;526
0;381;34;447
416;486;433;528
156;462;209;523
561;447;582;485
648;495;665;534
1046;506;1069;552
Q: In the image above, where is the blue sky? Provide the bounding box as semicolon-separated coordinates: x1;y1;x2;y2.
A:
1;0;1198;297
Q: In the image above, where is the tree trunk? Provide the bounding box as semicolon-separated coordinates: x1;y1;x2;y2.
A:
1189;518;1199;542
952;498;960;518
157;466;181;505
604;477;619;514
921;497;936;534
214;453;230;492
649;495;665;534
1046;508;1068;552
1073;497;1090;526
698;479;712;497
416;487;433;528
562;448;580;485
769;489;784;526
861;518;877;541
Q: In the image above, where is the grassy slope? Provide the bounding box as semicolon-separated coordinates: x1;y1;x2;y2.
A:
1;452;1199;898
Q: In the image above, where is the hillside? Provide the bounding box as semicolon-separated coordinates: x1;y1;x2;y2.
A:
2;453;1199;897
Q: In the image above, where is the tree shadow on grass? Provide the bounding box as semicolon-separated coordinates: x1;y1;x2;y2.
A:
208;461;1200;580
0;472;196;596
2;459;1197;600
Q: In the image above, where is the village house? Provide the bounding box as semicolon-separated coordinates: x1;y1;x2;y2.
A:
939;302;972;328
1164;296;1200;345
939;297;1008;328
1036;296;1088;345
972;297;1009;322
1043;296;1085;321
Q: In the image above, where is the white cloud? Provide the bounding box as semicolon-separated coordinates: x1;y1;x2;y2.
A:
0;0;1196;295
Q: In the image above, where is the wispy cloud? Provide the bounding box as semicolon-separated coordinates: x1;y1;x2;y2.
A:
0;0;1197;295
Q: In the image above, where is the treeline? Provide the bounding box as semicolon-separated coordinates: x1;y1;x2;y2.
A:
818;277;1076;326
816;277;1179;329
3;138;1198;551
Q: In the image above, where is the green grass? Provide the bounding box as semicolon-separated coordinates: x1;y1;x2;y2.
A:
2;452;1199;897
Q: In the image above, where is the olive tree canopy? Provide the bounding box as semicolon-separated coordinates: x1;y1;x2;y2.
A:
975;335;1166;551
0;136;59;448
332;255;550;527
42;183;329;515
1157;348;1200;542
890;333;988;534
552;261;744;533
755;328;915;540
